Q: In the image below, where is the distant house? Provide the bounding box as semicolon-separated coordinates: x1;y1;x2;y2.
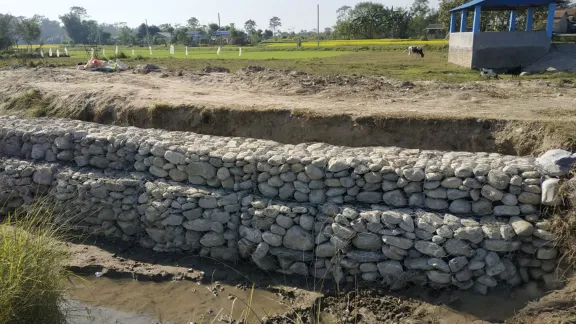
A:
186;31;208;45
426;24;447;39
554;9;576;33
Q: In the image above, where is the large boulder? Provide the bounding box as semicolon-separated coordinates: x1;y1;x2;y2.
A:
536;149;576;176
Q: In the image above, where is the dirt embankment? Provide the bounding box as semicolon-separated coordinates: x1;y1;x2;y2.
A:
1;67;575;155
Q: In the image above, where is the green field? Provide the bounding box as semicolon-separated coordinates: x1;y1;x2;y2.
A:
3;44;575;84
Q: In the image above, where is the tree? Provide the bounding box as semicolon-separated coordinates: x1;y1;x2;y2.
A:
268;16;282;36
333;2;412;39
17;17;41;49
59;6;91;44
411;0;430;17
337;6;352;21
244;19;257;33
0;14;17;50
117;26;135;45
264;29;274;39
35;16;66;44
187;17;199;29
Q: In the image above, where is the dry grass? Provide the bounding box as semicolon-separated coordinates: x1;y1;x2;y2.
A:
0;205;70;324
549;168;576;269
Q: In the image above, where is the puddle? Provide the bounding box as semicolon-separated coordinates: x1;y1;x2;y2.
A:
66;276;299;324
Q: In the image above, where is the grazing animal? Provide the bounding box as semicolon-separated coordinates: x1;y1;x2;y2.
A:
480;68;499;79
407;46;425;58
506;65;522;77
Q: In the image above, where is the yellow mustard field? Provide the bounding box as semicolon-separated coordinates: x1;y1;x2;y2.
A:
265;39;449;47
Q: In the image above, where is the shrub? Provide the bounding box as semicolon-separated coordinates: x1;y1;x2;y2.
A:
0;206;69;324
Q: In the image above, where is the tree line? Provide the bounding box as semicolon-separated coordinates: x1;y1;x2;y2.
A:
1;0;574;50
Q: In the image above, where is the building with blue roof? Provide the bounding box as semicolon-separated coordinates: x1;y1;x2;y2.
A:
448;0;562;68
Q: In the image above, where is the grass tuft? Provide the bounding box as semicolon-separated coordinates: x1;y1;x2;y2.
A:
549;167;576;268
0;205;70;324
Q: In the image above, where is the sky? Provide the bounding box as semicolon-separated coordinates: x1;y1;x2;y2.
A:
3;0;439;32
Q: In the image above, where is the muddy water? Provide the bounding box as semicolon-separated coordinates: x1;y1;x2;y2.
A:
66;276;298;324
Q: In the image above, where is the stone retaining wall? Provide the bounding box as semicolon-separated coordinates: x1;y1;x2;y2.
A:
0;116;550;216
0;116;565;293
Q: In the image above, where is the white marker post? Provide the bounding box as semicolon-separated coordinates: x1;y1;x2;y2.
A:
149;46;152;55
115;46;119;57
170;44;175;55
239;47;242;56
217;46;221;56
56;49;60;57
132;49;135;57
49;48;52;57
65;47;69;56
40;49;44;58
185;46;188;56
91;48;94;57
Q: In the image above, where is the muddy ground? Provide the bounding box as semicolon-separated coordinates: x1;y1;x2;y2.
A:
63;238;575;324
0;67;575;155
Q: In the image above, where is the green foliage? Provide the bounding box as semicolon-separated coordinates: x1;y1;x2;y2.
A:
0;14;17;50
0;207;70;324
17;18;41;49
334;2;413;39
269;16;282;35
187;17;199;29
59;6;91;44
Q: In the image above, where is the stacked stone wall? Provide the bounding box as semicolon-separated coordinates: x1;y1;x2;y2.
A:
0;116;564;293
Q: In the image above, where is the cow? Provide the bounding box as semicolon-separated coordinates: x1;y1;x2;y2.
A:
407;46;425;58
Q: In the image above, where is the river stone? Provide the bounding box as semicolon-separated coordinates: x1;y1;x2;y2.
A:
32;167;54;185
262;232;283;247
403;168;425;181
536;149;576;176
449;200;471;214
259;183;279;197
200;232;225;247
383;190;407;207
415;241;446;258
305;164;324;180
316;242;336;257
283;226;314;251
518;192;541;205
428;258;450;273
541;178;561;206
493;205;520;216
186;162;216;179
444;239;474;257
357;192;382;203
382;235;414;250
482;239;521;252
352;232;382;250
183;219;213;232
377;260;404;277
481;185;504;201
449;256;469;273
427;270;451;284
487;170;510;190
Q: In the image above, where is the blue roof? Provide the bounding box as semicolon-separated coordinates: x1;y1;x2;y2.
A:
212;30;230;36
450;0;558;11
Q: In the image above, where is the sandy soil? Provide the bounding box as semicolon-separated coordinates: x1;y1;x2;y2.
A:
63;238;569;324
0;67;575;155
1;67;576;120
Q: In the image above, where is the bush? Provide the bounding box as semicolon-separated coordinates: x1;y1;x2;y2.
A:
0;207;69;324
116;51;128;59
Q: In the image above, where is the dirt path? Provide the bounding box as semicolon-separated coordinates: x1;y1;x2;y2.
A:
1;67;575;155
